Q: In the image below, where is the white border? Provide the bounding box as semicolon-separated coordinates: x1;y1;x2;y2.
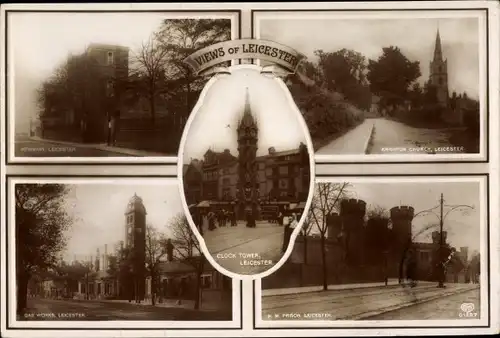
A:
254;175;490;329
5;11;240;164
253;9;489;163
5;176;242;330
177;64;316;281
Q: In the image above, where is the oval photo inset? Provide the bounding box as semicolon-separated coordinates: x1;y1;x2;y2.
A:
179;65;315;277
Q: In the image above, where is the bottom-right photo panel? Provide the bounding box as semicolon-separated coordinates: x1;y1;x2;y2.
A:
254;175;489;328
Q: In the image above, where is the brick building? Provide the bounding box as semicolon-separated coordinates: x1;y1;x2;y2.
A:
263;198;473;289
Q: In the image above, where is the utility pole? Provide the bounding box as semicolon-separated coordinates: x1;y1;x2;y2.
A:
438;193;445;288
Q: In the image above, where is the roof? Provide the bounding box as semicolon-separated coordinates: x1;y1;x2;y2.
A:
87;43;130;52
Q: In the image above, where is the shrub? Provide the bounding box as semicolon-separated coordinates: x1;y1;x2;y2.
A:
286;73;365;150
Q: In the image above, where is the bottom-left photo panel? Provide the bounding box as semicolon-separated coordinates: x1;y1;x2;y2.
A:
4;176;242;330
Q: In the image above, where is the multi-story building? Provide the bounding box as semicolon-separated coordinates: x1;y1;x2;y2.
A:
183;90;311;218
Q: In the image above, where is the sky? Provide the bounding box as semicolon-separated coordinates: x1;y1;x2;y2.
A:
7;12;223;131
341;180;481;254
182;68;308;162
259;16;480;100
60;182;184;262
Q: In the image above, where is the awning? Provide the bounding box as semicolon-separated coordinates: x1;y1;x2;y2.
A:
197;201;211;208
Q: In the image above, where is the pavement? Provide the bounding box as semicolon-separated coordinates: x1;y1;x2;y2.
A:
14;135;166;157
261;282;480;321
20;297;232;321
315;118;465;156
316;119;375;155
203;221;285;275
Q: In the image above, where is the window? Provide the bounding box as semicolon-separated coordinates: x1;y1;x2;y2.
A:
201;274;212;289
279;179;288;189
279;166;288;175
107;51;114;65
106;80;114;97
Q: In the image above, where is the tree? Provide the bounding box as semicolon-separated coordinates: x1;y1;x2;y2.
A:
15;184;74;314
145;224;169;305
156;19;232;133
168;212;204;310
367;46;421;113
308;182;351;290
36;54;106;142
127;33;170;124
315;49;371;110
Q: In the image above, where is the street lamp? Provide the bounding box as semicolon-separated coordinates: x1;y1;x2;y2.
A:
413;193;474;288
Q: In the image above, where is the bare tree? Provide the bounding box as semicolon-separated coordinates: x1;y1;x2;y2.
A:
308;182;351;290
168;212;204;310
145;224;169;305
128;33;170;124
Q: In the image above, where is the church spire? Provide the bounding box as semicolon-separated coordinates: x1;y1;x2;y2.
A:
433;28;443;62
243;87;251;118
239;87;256;127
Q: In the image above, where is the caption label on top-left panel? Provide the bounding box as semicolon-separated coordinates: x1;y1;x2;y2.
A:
5;10;240;164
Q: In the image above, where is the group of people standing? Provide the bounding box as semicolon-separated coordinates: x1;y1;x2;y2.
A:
206;209;237;231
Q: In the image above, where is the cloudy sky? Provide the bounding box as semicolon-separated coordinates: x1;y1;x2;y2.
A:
182;68;308;162
341;180;482;253
60;181;183;262
258;15;481;99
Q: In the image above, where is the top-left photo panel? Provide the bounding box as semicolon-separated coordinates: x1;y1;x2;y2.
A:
4;9;240;164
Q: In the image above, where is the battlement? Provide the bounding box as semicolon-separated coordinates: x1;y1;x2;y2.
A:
432;230;448;244
390;206;415;220
340;199;367;217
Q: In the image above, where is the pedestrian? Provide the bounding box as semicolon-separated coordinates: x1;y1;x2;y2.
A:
278;211;284;226
231;211;237;227
112;108;121;146
80;114;87;143
281;214;292;253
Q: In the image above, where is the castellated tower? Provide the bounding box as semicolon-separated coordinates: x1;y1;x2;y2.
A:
340;199;367;265
390;206;415;253
432;230;448;245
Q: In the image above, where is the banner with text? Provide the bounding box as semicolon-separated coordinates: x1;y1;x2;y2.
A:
184;39;305;75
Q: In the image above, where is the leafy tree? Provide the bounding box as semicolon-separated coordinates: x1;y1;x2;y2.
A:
308;182;351;290
15;184;74;314
367;46;421;113
168;212;204;310
156;19;232;133
315;49;372;110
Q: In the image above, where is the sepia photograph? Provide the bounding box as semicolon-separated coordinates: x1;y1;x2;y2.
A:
8;177;240;328
6;11;238;163
179;66;315;276
254;11;487;161
256;176;488;326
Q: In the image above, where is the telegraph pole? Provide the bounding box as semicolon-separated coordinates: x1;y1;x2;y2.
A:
438;193;445;288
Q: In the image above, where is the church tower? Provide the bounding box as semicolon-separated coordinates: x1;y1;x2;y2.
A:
429;29;449;108
236;88;260;221
124;193;147;300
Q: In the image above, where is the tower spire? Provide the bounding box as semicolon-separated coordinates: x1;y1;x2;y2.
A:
433;28;443;62
243;87;251;117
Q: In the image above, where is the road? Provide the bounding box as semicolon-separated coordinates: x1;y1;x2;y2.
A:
14;135;133;157
203;221;285;275
20;298;232;321
316;118;464;155
261;283;479;321
369;118;465;155
366;287;480;320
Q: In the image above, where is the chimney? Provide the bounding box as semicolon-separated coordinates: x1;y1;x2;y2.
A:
166;238;174;262
104;244;108;271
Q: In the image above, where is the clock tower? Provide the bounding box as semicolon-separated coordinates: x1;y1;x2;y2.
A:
124;193;146;301
236;88;260;225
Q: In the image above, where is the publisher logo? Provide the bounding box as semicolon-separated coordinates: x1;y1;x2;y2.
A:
459;303;478;318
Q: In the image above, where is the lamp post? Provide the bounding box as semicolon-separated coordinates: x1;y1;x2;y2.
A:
412;193;474;288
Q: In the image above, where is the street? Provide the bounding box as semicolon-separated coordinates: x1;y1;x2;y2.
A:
316;118;464;155
14;135;134;157
261;283;479;321
20;297;232;321
204;221;285;275
366;287;480;320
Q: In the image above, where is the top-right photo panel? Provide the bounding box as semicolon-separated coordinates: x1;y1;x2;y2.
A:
253;10;488;163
